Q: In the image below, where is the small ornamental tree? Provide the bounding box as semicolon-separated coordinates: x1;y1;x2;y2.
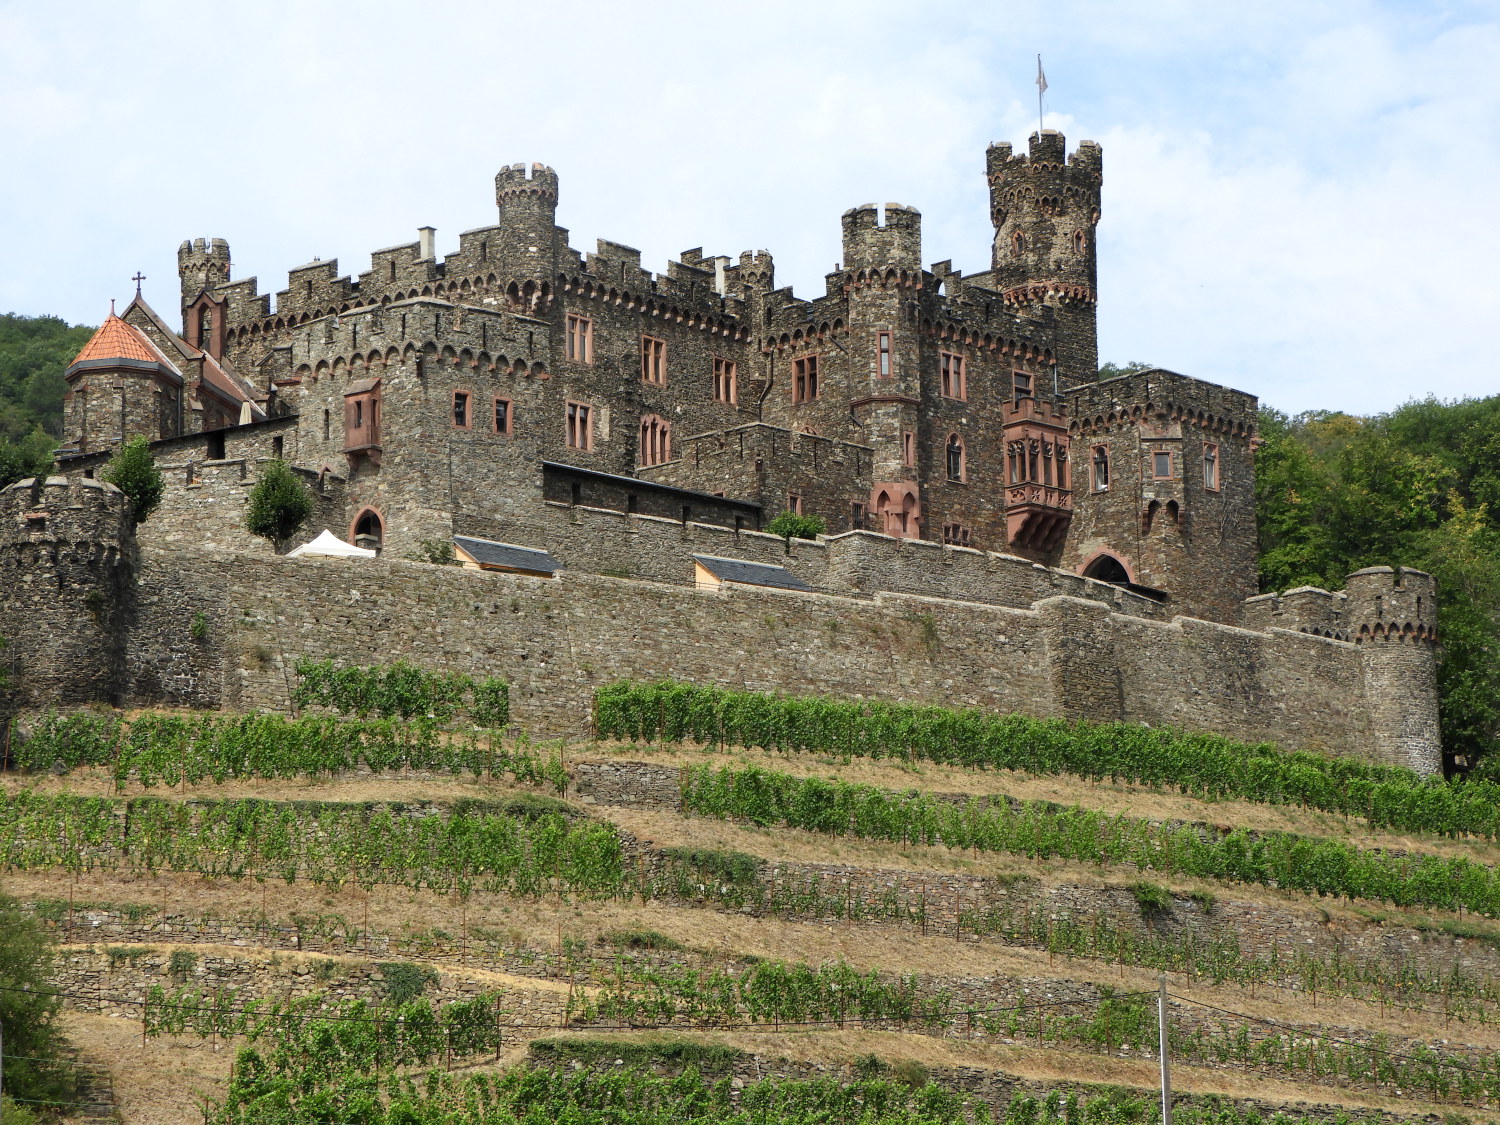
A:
100;434;164;524
246;459;314;553
766;511;826;542
0;889;75;1108
0;430;55;490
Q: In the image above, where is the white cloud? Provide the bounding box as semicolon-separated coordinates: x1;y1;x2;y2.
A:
1;0;1496;414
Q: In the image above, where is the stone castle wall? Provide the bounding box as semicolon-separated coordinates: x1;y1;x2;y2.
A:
121;542;1433;771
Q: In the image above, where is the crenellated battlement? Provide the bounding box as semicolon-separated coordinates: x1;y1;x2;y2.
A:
840;203;922;271
0;475;131;548
494;162;559;204
1345;566;1438;645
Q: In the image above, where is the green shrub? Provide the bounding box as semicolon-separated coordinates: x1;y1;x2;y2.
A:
766;511;826;541
599;928;685;952
1130;881;1173;916
378;961;438;1006
660;846;759;886
245;459;314;552
100;434;164;525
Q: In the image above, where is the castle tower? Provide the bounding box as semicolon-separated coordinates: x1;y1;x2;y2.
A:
178;237;231;308
839;204;924;535
63;311;185;453
0;476;132;707
987;131;1101;385
1343;566;1442;775
1060;369;1258;624
494;163;561;300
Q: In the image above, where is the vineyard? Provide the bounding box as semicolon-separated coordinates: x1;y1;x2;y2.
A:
10;668;1500;1125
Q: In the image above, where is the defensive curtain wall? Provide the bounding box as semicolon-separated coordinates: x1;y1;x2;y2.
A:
1;476;1441;775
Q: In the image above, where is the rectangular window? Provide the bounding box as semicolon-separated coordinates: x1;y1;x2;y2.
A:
452;391;470;428
902;431;915;467
1203;443;1220;491
493;396;512;435
851;501;866;528
641;336;666;385
877;331;892;378
566;314;593;364
712;357;737;403
792;354;819;403
566;401;593;450
941;352;967;400
1153;450;1173;479
1012;370;1033;403
942;522;972;547
1092;445;1110;491
787;492;803;515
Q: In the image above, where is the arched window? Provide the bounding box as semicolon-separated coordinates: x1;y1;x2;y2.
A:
639;414;672;467
1092;445;1110;491
1083;554;1130;584
352;509;383;554
946;434;966;482
198;305;213;347
1011;230;1026;256
1072;230;1086;254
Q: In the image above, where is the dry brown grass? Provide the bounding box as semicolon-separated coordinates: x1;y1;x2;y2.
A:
61;1011;234;1125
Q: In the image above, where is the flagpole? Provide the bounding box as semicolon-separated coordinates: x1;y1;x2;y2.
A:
1037;54;1044;135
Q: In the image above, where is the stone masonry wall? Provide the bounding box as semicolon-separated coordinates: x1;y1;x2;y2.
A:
126;544;1393;764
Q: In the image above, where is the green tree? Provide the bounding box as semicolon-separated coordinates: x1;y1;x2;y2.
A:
99;434;164;525
0;430;55;491
245;460;314;552
1097;360;1157;379
0;889;75;1109
0;313;94;439
766;511;826;542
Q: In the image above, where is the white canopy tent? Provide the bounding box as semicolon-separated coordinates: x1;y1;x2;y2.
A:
286;530;377;559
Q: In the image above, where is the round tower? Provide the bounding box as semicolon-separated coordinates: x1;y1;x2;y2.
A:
495;163;560;260
0;476;132;708
178;237;231;309
987;131;1102;385
1343;566;1441;776
840;203;922;273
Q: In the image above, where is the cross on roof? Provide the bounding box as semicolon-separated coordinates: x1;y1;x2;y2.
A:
132;271;146;294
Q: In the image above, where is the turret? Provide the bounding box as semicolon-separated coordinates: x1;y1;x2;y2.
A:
178;237;231;309
987;132;1102;384
840;203;922;273
1343;566;1441;775
495;163;560;260
0;476;132;707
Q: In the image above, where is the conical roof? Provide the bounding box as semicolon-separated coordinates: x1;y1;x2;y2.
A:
69;314;162;367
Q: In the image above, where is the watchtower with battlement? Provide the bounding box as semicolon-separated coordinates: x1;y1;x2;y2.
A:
0;476;132;707
1061;368;1258;624
987;131;1102;385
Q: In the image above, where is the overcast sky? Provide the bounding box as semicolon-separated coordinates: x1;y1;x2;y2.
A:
2;0;1495;415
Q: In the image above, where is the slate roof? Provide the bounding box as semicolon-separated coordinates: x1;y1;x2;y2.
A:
693;554;812;591
454;536;561;574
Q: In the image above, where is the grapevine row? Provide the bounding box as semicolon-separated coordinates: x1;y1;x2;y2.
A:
14;711;565;791
680;762;1500;916
596;679;1500;840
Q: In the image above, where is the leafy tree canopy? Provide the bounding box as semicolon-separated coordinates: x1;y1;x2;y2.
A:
0;313;93;440
1256;398;1500;770
100;434;165;525
1097;360;1158;379
0;888;75;1108
246;460;314;552
767;511;827;541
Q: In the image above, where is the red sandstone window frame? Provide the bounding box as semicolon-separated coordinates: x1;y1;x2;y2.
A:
787;492;804;515
792;354;820;403
712;356;737;404
1203;442;1220;491
942;522;972;547
566;314;593;364
876;331;893;378
492;396;513;435
1092;445;1110;491
940;352;967;401
945;433;966;483
1152;450;1173;480
902;431;915;468
639;413;672;467
641;335;666;385
566;401;593;451
452;389;472;429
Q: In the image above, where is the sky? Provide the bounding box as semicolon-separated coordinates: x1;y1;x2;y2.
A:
1;0;1496;416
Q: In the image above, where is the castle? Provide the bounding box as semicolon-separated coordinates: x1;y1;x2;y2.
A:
2;131;1441;774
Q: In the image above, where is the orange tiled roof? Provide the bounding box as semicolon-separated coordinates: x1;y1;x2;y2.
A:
69;314;164;368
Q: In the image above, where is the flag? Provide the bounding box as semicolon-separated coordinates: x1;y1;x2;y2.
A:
1036;55;1048;95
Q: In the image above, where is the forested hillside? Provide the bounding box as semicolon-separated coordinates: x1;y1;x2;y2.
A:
1256;402;1500;770
0;312;94;485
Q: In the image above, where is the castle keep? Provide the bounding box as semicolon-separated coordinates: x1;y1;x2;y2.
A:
13;131;1441;773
